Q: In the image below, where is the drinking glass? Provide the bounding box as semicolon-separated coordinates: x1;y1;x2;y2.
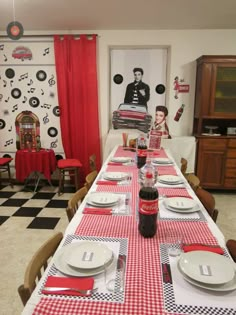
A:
122;133;128;147
105;256;126;293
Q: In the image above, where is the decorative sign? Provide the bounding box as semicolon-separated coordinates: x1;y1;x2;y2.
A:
149;130;162;150
178;85;190;93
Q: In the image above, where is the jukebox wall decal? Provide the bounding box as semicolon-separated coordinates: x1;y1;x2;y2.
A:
15;111;40;149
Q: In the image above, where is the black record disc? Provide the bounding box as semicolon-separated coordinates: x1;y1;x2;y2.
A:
0;119;6;129
6;21;24;40
11;88;21;99
29;97;40;108
3;154;11;158
155;84;166;94
53;106;60;117
113;74;123;84
36;70;47;81
55;154;63;161
5;68;15;79
48;127;58;137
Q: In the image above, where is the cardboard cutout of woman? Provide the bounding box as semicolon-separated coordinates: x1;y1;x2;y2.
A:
152;105;171;138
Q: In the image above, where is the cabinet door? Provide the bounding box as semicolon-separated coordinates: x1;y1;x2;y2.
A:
210;64;236;117
197;150;225;187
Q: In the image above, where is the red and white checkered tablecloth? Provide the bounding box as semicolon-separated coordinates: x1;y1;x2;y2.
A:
32;146;220;315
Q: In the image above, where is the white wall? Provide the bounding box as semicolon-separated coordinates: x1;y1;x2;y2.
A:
2;29;236;159
96;29;236;154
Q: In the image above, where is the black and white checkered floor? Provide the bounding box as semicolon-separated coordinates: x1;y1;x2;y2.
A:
0;183;75;229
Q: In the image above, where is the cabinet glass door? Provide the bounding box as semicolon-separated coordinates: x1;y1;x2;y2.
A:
214;67;236;114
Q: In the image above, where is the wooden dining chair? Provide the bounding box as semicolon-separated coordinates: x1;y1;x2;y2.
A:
89;154;97;172
180;157;200;191
18;232;63;306
195;187;219;222
66;186;88;222
0;157;13;187
226;239;236;262
57;158;82;195
84;170;98;191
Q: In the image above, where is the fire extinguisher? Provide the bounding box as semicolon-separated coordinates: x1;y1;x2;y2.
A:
174;104;185;121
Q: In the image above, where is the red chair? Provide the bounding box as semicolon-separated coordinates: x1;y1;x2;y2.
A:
0;158;13;187
57;159;82;195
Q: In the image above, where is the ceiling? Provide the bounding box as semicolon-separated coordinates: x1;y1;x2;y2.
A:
0;0;236;33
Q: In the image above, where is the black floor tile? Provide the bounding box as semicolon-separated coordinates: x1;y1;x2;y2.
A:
12;207;43;217
0;191;16;198
45;199;68;208
0;216;9;225
32;192;56;200
61;186;76;193
27;217;60;229
1;199;27;207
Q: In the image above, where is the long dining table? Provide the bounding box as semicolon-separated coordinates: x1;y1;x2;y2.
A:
22;145;236;315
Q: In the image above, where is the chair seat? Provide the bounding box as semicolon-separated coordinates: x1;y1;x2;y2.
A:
58;159;82;169
0;158;13;165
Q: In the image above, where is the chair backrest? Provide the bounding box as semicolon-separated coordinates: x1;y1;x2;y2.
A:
226;239;236;262
85;170;98;190
195;188;219;222
89;154;97;172
180;157;200;191
18;232;63;306
66;186;88;221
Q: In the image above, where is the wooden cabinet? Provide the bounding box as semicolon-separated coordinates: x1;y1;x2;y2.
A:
194;56;236;189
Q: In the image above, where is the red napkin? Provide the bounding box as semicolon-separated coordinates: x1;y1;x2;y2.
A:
42;276;94;296
83;207;112;215
182;244;224;255
96;180;118;185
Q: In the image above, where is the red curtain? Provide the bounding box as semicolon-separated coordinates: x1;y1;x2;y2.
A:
54;35;101;180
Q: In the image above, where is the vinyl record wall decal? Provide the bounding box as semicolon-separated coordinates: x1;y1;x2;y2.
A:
11;88;21;99
113;74;123;84
5;68;15;79
6;21;24;40
36;70;47;81
48;127;58;137
155;84;166;94
0;119;6;129
53;106;60;117
29;97;40;108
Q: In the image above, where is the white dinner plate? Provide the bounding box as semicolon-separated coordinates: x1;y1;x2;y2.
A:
164;202;201;214
103;172;128;181
87;193;119;206
178;251;235;285
152;158;173;165
165;197;197;210
54;244;114;277
158;175;183;184
178;262;236;292
65;241;113;269
110;157;131;163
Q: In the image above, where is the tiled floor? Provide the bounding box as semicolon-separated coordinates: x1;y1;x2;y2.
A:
0;182;75;315
0;183;235;315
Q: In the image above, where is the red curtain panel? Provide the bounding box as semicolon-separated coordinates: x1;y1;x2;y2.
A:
54;35;101;180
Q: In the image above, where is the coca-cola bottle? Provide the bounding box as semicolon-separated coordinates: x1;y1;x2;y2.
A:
138;172;159;238
139;155;158;186
174;104;185;121
136;135;147;169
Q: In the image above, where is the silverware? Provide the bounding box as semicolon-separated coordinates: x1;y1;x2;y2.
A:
43;287;98;295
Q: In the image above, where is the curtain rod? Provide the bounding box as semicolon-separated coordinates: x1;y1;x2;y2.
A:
0;33;99;38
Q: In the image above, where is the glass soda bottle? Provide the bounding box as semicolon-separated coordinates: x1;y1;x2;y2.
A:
138;172;159;238
136;135;147;169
